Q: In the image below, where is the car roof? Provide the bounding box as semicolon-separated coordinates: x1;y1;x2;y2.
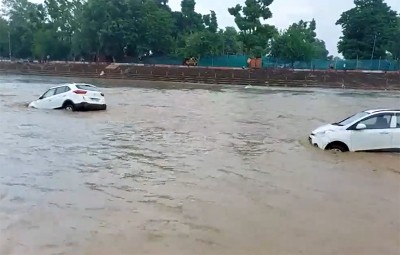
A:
364;109;400;114
48;83;96;89
72;83;96;86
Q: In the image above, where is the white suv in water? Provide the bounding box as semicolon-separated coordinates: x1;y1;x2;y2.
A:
309;109;400;152
29;83;106;111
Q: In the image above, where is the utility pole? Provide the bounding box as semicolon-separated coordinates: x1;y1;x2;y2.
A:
8;30;11;61
371;33;377;61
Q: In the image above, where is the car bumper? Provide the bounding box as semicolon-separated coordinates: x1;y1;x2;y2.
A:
75;103;107;111
309;134;328;150
28;102;36;108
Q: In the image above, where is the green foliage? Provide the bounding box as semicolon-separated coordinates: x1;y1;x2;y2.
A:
203;11;218;33
140;0;174;54
2;0;42;58
183;26;244;58
180;0;204;34
336;0;398;59
0;16;9;57
387;16;400;59
2;0;396;64
183;31;214;57
313;39;329;59
228;0;276;56
270;20;329;64
32;28;54;59
220;27;242;55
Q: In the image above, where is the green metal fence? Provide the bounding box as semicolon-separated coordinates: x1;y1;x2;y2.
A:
138;55;400;71
141;55;183;65
261;57;399;71
198;55;248;67
332;59;398;71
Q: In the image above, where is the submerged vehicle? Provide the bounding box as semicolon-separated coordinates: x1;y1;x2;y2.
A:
309;109;400;152
29;83;106;111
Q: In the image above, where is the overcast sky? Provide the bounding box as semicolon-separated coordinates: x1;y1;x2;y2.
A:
8;0;400;56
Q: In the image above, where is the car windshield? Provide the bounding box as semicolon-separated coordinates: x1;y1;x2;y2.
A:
333;111;369;126
76;84;99;91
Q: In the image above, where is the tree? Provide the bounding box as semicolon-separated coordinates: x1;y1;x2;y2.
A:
183;31;214;58
1;0;291;61
139;0;174;55
2;0;237;61
2;0;44;58
336;0;398;59
228;0;276;56
203;10;218;33
270;27;314;65
182;12;221;58
180;0;204;34
220;27;241;55
1;0;81;59
387;16;400;59
154;0;169;7
0;17;9;57
292;19;329;59
313;39;329;59
32;28;54;59
270;20;329;64
73;0;144;61
164;0;207;56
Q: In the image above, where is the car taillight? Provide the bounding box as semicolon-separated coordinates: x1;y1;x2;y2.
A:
73;90;87;94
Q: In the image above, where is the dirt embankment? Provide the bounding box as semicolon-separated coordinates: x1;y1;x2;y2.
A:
0;61;399;90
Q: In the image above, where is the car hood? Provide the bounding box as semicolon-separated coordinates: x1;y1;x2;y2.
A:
28;101;37;108
312;124;343;134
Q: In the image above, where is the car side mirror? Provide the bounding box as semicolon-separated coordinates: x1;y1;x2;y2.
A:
39;96;43;100
355;123;367;130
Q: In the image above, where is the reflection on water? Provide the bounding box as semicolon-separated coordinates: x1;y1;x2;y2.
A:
0;75;399;255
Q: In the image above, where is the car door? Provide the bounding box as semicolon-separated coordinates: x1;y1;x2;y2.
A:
349;113;394;152
392;113;400;151
35;88;57;109
40;86;71;109
52;86;70;108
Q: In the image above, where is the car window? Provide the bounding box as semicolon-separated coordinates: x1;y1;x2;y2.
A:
397;114;400;128
358;113;393;129
76;85;99;91
55;86;70;95
41;88;56;99
335;111;369;126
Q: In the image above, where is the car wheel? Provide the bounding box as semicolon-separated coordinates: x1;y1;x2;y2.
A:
64;102;75;111
327;144;347;152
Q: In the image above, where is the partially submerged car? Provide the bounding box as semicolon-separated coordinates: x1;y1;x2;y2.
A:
29;83;106;111
309;109;400;152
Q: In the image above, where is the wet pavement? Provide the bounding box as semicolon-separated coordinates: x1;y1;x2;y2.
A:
0;74;399;255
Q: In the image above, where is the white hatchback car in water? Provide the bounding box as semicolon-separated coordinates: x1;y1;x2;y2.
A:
309;109;400;152
29;83;106;111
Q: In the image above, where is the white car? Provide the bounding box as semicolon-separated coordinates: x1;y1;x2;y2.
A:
29;83;106;111
309;109;400;152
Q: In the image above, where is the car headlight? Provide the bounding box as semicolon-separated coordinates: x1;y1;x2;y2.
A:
315;130;334;136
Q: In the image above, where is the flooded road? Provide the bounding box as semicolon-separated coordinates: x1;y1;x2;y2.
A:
0;74;399;255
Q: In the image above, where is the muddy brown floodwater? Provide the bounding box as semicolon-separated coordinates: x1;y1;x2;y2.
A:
0;74;399;255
